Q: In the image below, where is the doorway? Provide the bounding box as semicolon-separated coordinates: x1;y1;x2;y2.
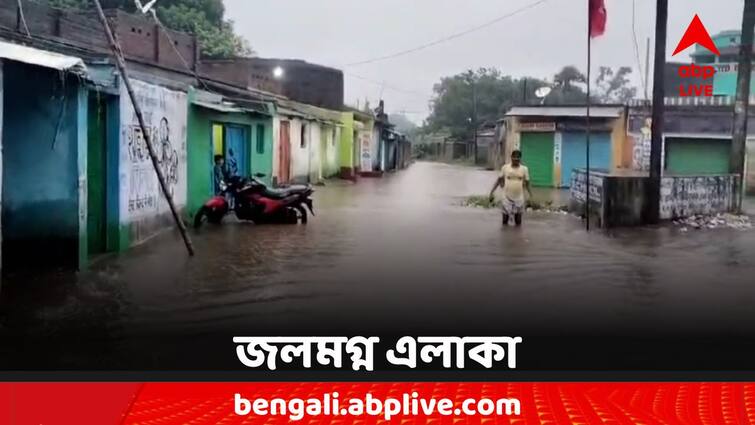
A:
87;93;108;256
278;121;291;184
224;125;249;178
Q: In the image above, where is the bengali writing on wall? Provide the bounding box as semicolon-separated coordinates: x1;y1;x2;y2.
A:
119;80;188;221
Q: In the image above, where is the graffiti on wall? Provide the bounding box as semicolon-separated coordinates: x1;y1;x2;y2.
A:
631;118;652;171
659;175;738;219
120;80;187;221
570;170;604;204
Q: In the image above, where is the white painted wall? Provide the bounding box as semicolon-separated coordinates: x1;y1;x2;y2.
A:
309;121;322;183
321;125;339;178
289;118;307;182
119;80;187;238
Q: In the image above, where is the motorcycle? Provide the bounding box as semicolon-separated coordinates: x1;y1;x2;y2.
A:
194;173;314;228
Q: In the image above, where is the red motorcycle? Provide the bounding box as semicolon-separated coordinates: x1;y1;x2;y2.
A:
194;174;314;228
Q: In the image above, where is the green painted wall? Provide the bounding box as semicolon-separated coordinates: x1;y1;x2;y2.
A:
666;138;731;175
339;112;355;169
187;105;273;217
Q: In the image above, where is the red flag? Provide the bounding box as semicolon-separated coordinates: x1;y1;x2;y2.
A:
589;0;607;38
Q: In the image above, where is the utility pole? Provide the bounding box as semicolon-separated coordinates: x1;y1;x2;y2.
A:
472;78;478;164
644;37;651;101
91;0;195;256
585;0;592;231
647;0;668;224
731;0;755;212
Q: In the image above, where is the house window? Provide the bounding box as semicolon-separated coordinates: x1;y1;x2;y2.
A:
256;124;265;154
332;128;337;146
696;55;716;64
300;123;308;148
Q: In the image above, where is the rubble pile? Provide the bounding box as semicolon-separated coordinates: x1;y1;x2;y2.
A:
673;213;752;231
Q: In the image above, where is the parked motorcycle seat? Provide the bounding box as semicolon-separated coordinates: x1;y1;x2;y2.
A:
264;185;309;199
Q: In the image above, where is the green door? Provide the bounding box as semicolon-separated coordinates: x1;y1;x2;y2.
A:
520;132;554;187
666;138;731;175
87;94;107;255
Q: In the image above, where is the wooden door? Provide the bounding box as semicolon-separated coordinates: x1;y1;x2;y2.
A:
278;121;291;184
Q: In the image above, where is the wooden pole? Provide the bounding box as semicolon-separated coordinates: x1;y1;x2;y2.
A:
585;0;592;231
644;37;651;101
91;0;195;256
647;0;668;224
731;0;755;212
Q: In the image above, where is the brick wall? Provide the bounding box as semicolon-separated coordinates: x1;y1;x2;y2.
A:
200;57;345;110
0;0;197;71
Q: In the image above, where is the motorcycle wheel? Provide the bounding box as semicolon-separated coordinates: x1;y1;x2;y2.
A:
295;205;308;224
281;208;297;224
194;207;223;228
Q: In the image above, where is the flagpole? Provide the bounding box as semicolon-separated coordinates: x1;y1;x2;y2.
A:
586;0;592;231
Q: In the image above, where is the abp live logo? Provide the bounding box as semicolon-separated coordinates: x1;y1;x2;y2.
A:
673;14;721;97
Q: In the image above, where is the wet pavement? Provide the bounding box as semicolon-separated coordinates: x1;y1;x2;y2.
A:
2;161;755;372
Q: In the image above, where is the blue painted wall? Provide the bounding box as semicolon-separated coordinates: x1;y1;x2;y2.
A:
560;132;612;187
1;61;85;268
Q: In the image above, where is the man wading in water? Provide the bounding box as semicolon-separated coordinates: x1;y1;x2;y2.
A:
489;150;533;226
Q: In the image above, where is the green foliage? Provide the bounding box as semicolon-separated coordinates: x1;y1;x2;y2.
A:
388;113;418;135
425;65;638;140
546;65;588;104
44;0;252;58
425;68;547;140
463;195;501;209
595;66;637;103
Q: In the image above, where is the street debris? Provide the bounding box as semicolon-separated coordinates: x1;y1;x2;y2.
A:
462;196;569;214
672;213;752;231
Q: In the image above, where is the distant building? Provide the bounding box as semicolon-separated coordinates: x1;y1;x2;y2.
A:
691;29;755;96
501;105;627;188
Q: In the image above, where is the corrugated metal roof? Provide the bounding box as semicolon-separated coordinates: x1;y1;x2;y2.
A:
505;106;623;118
192;100;245;113
0;40;87;75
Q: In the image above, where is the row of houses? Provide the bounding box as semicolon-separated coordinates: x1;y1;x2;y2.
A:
495;101;755;193
0;0;411;272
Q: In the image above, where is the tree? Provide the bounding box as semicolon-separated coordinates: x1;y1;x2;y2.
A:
546;65;588;105
388;113;418;135
46;0;252;58
425;68;547;140
595;66;637;103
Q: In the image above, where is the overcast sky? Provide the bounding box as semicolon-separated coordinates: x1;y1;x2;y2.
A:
225;0;744;123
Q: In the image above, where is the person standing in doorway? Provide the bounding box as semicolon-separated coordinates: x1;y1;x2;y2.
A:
489;150;533;226
213;155;229;195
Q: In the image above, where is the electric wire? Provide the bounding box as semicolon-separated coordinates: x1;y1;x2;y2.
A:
344;0;550;67
632;0;648;100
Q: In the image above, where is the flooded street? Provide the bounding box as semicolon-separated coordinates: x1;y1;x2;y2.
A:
2;161;755;371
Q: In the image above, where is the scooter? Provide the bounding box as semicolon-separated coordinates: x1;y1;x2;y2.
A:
194;173;314;228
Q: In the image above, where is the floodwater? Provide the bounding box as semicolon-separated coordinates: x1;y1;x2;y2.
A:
2;161;755;371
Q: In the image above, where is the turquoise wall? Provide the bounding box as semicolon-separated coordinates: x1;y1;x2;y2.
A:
1;61;86;269
695;31;755;96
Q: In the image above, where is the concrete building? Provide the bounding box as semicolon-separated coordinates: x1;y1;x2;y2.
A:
626;98;755;195
0;43;90;271
501;105;627;188
339;107;374;180
186;88;275;217
690;29;753;97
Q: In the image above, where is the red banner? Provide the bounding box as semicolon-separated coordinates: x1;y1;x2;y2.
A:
2;383;755;424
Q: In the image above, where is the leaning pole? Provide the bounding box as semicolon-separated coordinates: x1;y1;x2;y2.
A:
91;0;195;256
